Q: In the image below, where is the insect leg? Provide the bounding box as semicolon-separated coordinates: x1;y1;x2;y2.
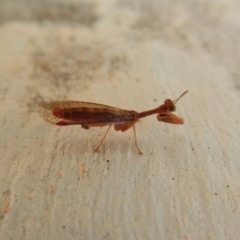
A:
94;125;112;152
133;125;143;155
114;122;135;132
114;122;142;154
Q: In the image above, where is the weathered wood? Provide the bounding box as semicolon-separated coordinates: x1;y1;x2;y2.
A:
1;1;240;239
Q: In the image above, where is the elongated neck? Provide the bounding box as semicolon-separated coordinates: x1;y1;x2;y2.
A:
139;105;166;119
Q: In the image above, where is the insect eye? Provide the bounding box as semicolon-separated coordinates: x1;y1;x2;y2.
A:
169;106;176;112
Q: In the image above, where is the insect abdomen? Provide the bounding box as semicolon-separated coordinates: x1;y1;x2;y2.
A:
53;107;134;123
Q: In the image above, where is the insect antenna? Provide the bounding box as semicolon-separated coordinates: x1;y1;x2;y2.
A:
173;90;188;104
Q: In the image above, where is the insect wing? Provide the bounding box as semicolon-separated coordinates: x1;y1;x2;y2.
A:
39;101;134;126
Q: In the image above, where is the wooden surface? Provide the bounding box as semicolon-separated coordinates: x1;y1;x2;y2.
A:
1;0;240;239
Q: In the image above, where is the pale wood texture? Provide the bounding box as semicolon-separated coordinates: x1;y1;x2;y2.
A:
1;0;240;239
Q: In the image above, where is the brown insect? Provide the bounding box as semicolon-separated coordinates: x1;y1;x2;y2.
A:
39;90;188;155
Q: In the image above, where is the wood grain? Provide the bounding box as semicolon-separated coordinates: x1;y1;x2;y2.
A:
0;0;240;239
